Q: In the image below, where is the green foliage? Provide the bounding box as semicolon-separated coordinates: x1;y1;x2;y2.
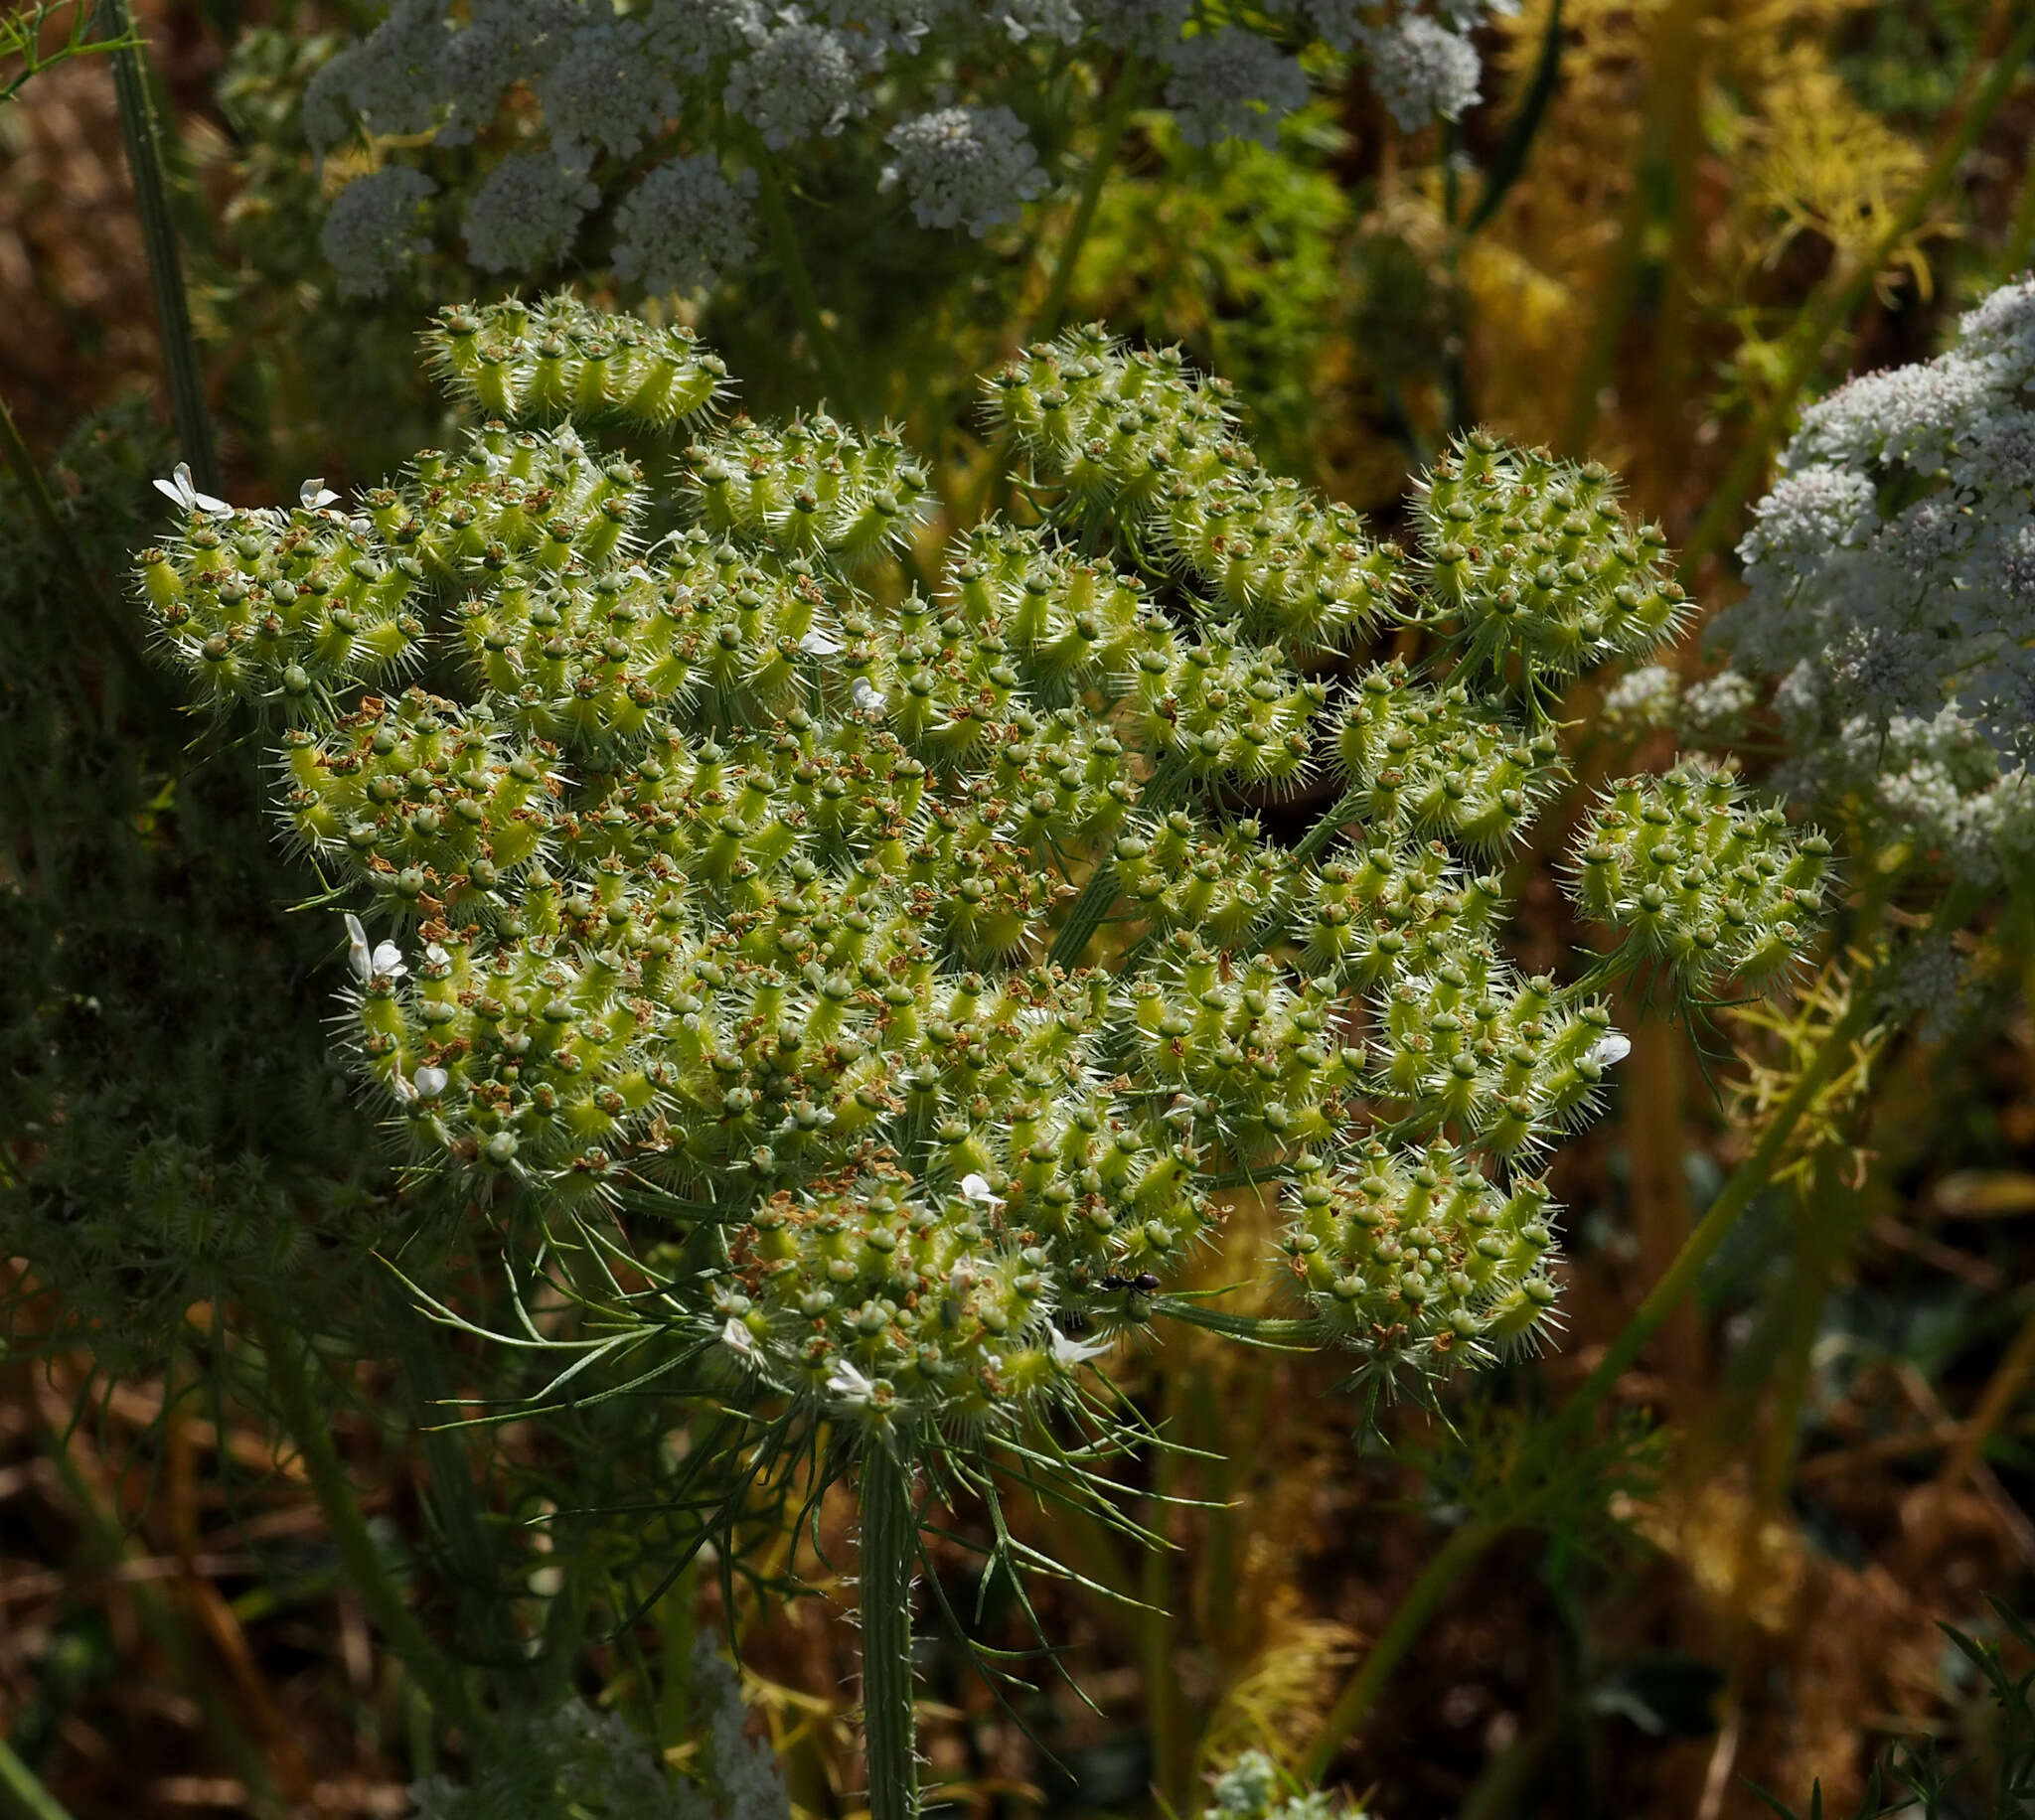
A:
1750;1596;2035;1820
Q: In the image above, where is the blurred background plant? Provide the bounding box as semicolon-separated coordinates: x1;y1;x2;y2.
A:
5;0;2035;1816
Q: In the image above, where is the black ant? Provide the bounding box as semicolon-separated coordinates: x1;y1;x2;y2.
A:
1097;1272;1162;1294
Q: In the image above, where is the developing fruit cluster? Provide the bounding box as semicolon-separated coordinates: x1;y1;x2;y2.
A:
138;294;1830;1430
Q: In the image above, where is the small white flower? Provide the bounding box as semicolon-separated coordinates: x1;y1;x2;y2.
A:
153;462;233;518
1585;1031;1633;1069
851;678;885;714
1050;1324;1115;1369
389;1068;418;1104
425;942;451;968
799;625;843;656
721;1316;760;1361
413;1064;449;1098
826;1358;875;1402
345;912;407;982
959;1173;1004;1208
299;478;341;511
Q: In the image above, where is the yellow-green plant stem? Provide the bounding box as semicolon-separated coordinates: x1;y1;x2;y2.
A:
1676;9;2035;579
0;1741;76;1820
257;1314;496;1748
859;1447;921;1820
1027;60;1146;345
1300;892;1985;1785
93;0;219;496
747;141;868;425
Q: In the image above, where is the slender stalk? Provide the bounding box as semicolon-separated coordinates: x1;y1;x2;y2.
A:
257;1313;494;1746
93;0;219;495
1301;1516;1505;1784
747;140;867;424
1027;60;1146;345
0;1741;77;1820
1302;891;1987;1781
858;1447;921;1820
1676;8;2035;579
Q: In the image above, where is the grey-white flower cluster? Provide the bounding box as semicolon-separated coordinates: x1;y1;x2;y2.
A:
407;1649;789;1817
882;103;1047;233
1699;274;2035;886
297;0;1515;296
320;165;438;298
612;154;761;296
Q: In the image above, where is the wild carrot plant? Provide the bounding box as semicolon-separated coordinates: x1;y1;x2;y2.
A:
118;289;1833;1809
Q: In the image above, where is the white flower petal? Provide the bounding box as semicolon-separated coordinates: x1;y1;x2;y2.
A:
389;1069;418;1104
799;626;843;656
959;1172;1004;1208
156;462;234;516
425;943;451;967
345;913;373;982
851;678;885;714
1586;1031;1633;1069
413;1065;449;1098
299;478;340;510
1050;1323;1115;1369
721;1316;760;1359
826;1359;875;1402
371;940;407;979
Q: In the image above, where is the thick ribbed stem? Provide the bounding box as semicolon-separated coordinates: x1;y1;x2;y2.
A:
859;1448;920;1820
94;0;219;495
1047;860;1118;967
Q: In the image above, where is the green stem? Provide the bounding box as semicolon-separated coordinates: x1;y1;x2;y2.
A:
1047;860;1120;967
0;1741;76;1820
93;0;218;495
1301;1514;1504;1785
1027;59;1146;345
1293;786;1366;865
0;384;182;751
747;140;866;425
859;1447;921;1820
257;1313;494;1746
1676;8;2035;579
1302;888;1986;1782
